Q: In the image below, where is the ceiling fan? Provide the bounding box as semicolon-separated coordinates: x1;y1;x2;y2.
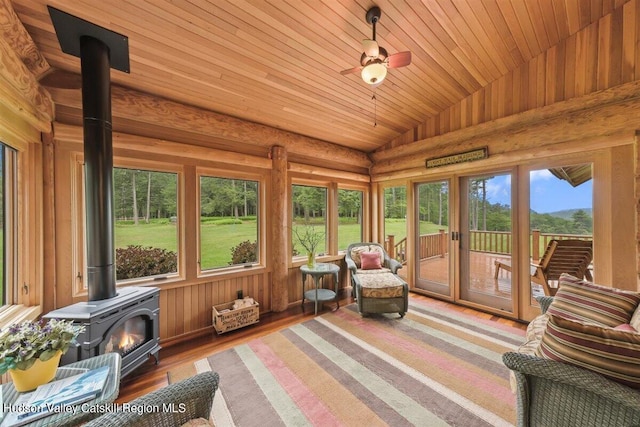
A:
341;6;411;87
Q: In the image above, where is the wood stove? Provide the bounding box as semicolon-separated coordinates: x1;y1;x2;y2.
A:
43;287;160;377
43;9;161;378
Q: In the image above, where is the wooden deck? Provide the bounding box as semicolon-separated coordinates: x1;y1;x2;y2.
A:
398;252;545;300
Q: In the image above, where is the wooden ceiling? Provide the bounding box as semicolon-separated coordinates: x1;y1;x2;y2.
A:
9;0;622;154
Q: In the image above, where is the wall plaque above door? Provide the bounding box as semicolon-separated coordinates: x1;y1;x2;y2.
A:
425;147;488;168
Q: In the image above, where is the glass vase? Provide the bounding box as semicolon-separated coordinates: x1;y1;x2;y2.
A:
306;252;315;268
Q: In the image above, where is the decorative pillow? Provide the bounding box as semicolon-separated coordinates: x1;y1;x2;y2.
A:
349;245;371;267
537;314;640;389
360;251;382;270
546;274;640;327
614;323;637;332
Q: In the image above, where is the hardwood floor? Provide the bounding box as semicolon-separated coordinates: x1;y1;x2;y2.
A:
117;293;526;402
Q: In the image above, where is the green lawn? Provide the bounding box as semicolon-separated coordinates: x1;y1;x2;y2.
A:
114;218;449;270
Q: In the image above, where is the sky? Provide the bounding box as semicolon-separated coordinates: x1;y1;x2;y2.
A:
485;169;593;214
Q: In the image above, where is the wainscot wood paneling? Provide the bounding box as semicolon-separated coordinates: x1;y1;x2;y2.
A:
159;272;269;345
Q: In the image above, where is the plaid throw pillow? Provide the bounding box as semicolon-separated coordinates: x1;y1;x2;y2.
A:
537;314;640;389
546;274;640;327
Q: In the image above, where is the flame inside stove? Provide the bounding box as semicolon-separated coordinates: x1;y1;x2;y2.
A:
119;333;144;353
105;315;148;356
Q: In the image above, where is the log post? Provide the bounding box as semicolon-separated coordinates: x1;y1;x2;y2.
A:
387;235;395;259
271;146;289;312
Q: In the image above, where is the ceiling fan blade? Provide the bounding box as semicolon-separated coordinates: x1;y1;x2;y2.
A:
362;39;379;57
340;66;362;75
387;51;412;68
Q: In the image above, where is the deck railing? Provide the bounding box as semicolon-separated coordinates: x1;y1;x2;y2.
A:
387;229;592;263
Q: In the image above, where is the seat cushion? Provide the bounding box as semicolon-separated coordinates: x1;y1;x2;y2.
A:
356;267;391;275
358;272;405;298
537;314;640;389
546;273;640;327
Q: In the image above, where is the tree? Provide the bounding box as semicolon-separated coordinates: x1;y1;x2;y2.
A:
145;171;151;223
293;185;326;222
132;170;138;225
571;209;592;234
338;189;362;223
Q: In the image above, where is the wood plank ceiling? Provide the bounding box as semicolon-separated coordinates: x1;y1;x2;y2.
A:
9;0;622;154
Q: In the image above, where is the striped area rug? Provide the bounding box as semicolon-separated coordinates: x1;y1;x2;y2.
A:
167;298;526;426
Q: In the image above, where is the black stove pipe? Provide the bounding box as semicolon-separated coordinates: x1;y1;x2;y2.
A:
81;36;117;301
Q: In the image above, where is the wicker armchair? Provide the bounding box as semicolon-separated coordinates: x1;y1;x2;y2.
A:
503;296;640;427
83;371;219;427
345;242;408;317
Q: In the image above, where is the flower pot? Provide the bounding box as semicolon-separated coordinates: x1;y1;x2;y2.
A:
306;252;316;268
9;350;62;392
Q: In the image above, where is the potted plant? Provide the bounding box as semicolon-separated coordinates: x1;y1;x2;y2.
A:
293;224;325;267
0;318;85;391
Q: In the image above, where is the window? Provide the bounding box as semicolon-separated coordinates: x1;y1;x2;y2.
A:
113;168;179;281
199;176;259;270
383;185;407;248
292;185;327;256
338;188;363;250
0;144;17;306
528;163;593;299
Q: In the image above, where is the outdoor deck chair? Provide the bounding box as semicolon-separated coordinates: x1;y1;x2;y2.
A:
494;239;593;296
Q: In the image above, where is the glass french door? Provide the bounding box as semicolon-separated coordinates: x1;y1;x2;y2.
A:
459;172;514;312
414;180;451;297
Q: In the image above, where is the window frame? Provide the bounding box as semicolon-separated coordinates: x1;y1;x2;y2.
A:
1;145;18;308
290;175;370;264
73;155;184;295
291;181;329;260
196;166;266;277
337;184;366;252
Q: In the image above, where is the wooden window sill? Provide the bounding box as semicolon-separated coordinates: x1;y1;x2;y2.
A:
0;305;41;328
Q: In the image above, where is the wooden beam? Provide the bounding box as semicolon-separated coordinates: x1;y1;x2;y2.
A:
288;162;369;184
372;80;640;174
372;131;634;182
52;122;273;170
0;0;49;78
0;0;53;131
47;85;372;170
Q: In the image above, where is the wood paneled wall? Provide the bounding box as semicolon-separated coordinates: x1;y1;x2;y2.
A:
49;125;357;344
159;261;349;344
159;272;269;344
382;0;640;150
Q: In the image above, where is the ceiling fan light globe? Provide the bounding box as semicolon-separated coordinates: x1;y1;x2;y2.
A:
361;62;387;85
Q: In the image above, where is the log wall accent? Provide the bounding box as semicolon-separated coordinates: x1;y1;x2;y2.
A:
47;85;371;172
377;0;640;156
0;8;52;133
0;0;49;79
271;146;289;312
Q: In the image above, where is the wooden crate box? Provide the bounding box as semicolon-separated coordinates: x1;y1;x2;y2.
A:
212;300;259;334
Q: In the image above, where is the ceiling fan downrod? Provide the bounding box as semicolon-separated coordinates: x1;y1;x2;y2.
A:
366;6;381;41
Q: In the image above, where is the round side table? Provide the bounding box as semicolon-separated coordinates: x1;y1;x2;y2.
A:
300;262;340;315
